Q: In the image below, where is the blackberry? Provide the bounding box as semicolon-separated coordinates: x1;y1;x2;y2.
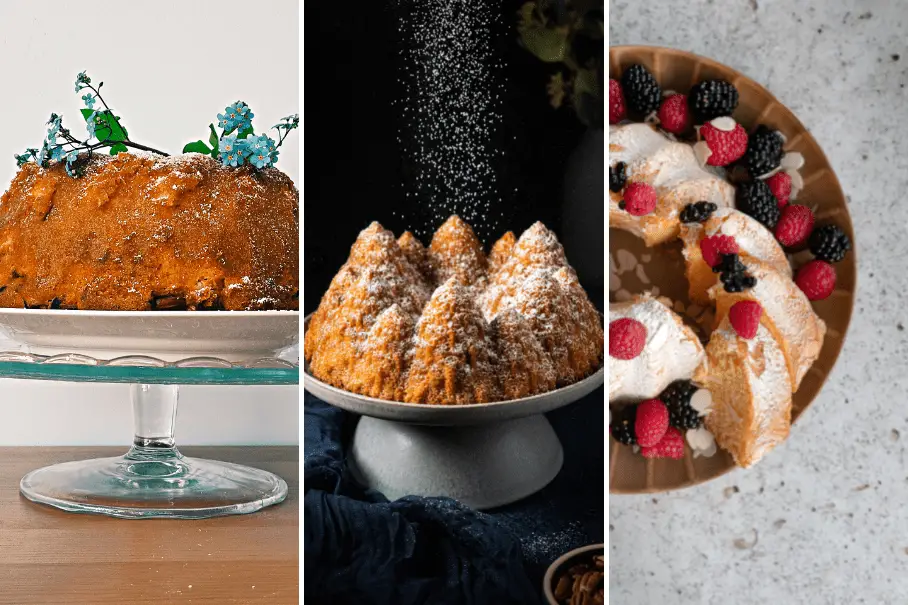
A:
720;270;757;293
712;253;747;275
610;162;627;193
621;64;662;117
689;79;739;122
610;405;637;445
809;224;851;263
660;381;702;430
680;201;718;223
714;253;757;293
737;180;781;229
745;125;784;176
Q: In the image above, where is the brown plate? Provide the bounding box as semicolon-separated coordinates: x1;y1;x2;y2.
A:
609;46;857;494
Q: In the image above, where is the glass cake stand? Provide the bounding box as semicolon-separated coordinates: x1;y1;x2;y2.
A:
6;352;299;519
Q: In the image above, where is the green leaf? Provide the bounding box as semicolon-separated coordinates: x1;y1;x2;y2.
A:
102;112;128;142
519;26;568;62
237;126;254;140
183;141;212;155
81;108;109;141
109;143;128;155
209;124;219;149
81;109;128;143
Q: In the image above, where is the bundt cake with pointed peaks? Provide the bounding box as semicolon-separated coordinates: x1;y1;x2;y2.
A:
487;231;516;274
398;230;433;285
405;278;501;405
514;269;600;385
305;215;603;405
345;303;414;401
304;222;430;379
490;308;556;399
428;215;488;288
481;221;572;320
608;66;845;468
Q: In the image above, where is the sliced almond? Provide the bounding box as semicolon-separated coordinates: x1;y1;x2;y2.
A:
710;116;737;132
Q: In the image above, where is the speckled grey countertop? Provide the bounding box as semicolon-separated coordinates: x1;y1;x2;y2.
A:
610;1;908;603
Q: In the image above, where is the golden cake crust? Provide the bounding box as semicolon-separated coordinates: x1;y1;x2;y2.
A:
304;216;603;405
0;153;299;310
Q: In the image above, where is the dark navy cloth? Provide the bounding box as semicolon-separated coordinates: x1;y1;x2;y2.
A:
303;389;604;605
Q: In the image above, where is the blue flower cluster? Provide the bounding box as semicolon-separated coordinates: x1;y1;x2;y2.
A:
74;71;91;93
15;71;172;178
15;113;82;176
217;101;254;134
85;111;100;139
218;133;278;168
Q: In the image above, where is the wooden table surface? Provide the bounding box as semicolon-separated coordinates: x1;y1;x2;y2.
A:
0;446;298;605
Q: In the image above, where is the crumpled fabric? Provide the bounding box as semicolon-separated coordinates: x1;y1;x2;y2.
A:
303;389;603;605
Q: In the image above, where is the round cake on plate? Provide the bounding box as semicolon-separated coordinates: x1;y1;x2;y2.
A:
609;60;852;469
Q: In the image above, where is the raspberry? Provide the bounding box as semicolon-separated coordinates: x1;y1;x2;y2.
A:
699;234;739;268
774;204;815;247
641;427;685;459
795;260;836;301
728;300;763;339
609;317;647;360
699;120;748;166
609;79;627;124
766;172;792;208
620;182;657;216
635;399;669;448
657;94;690;134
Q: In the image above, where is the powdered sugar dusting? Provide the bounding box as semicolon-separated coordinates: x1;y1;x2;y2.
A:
305;216;603;404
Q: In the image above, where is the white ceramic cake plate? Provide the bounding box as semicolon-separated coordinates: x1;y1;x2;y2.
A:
0;308;299;362
304;364;604;509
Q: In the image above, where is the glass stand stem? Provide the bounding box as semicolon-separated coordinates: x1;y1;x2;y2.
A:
126;384;181;461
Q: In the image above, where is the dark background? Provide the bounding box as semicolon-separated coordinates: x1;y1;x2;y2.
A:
304;0;590;313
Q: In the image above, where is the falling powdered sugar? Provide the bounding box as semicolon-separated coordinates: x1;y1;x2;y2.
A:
395;0;504;240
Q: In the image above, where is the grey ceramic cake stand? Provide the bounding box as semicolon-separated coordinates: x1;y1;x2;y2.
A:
304;366;604;509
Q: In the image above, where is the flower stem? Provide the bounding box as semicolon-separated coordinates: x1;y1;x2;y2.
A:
86;140;169;157
87;84;112;113
118;141;170;156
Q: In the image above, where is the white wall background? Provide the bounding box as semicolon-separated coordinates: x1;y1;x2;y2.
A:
0;0;299;445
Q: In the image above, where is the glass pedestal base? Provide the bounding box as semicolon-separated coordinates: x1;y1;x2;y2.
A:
20;447;288;519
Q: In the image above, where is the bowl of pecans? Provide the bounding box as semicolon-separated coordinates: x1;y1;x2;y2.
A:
543;543;605;605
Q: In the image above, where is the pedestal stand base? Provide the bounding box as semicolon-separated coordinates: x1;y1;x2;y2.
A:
20;449;287;519
349;414;563;509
